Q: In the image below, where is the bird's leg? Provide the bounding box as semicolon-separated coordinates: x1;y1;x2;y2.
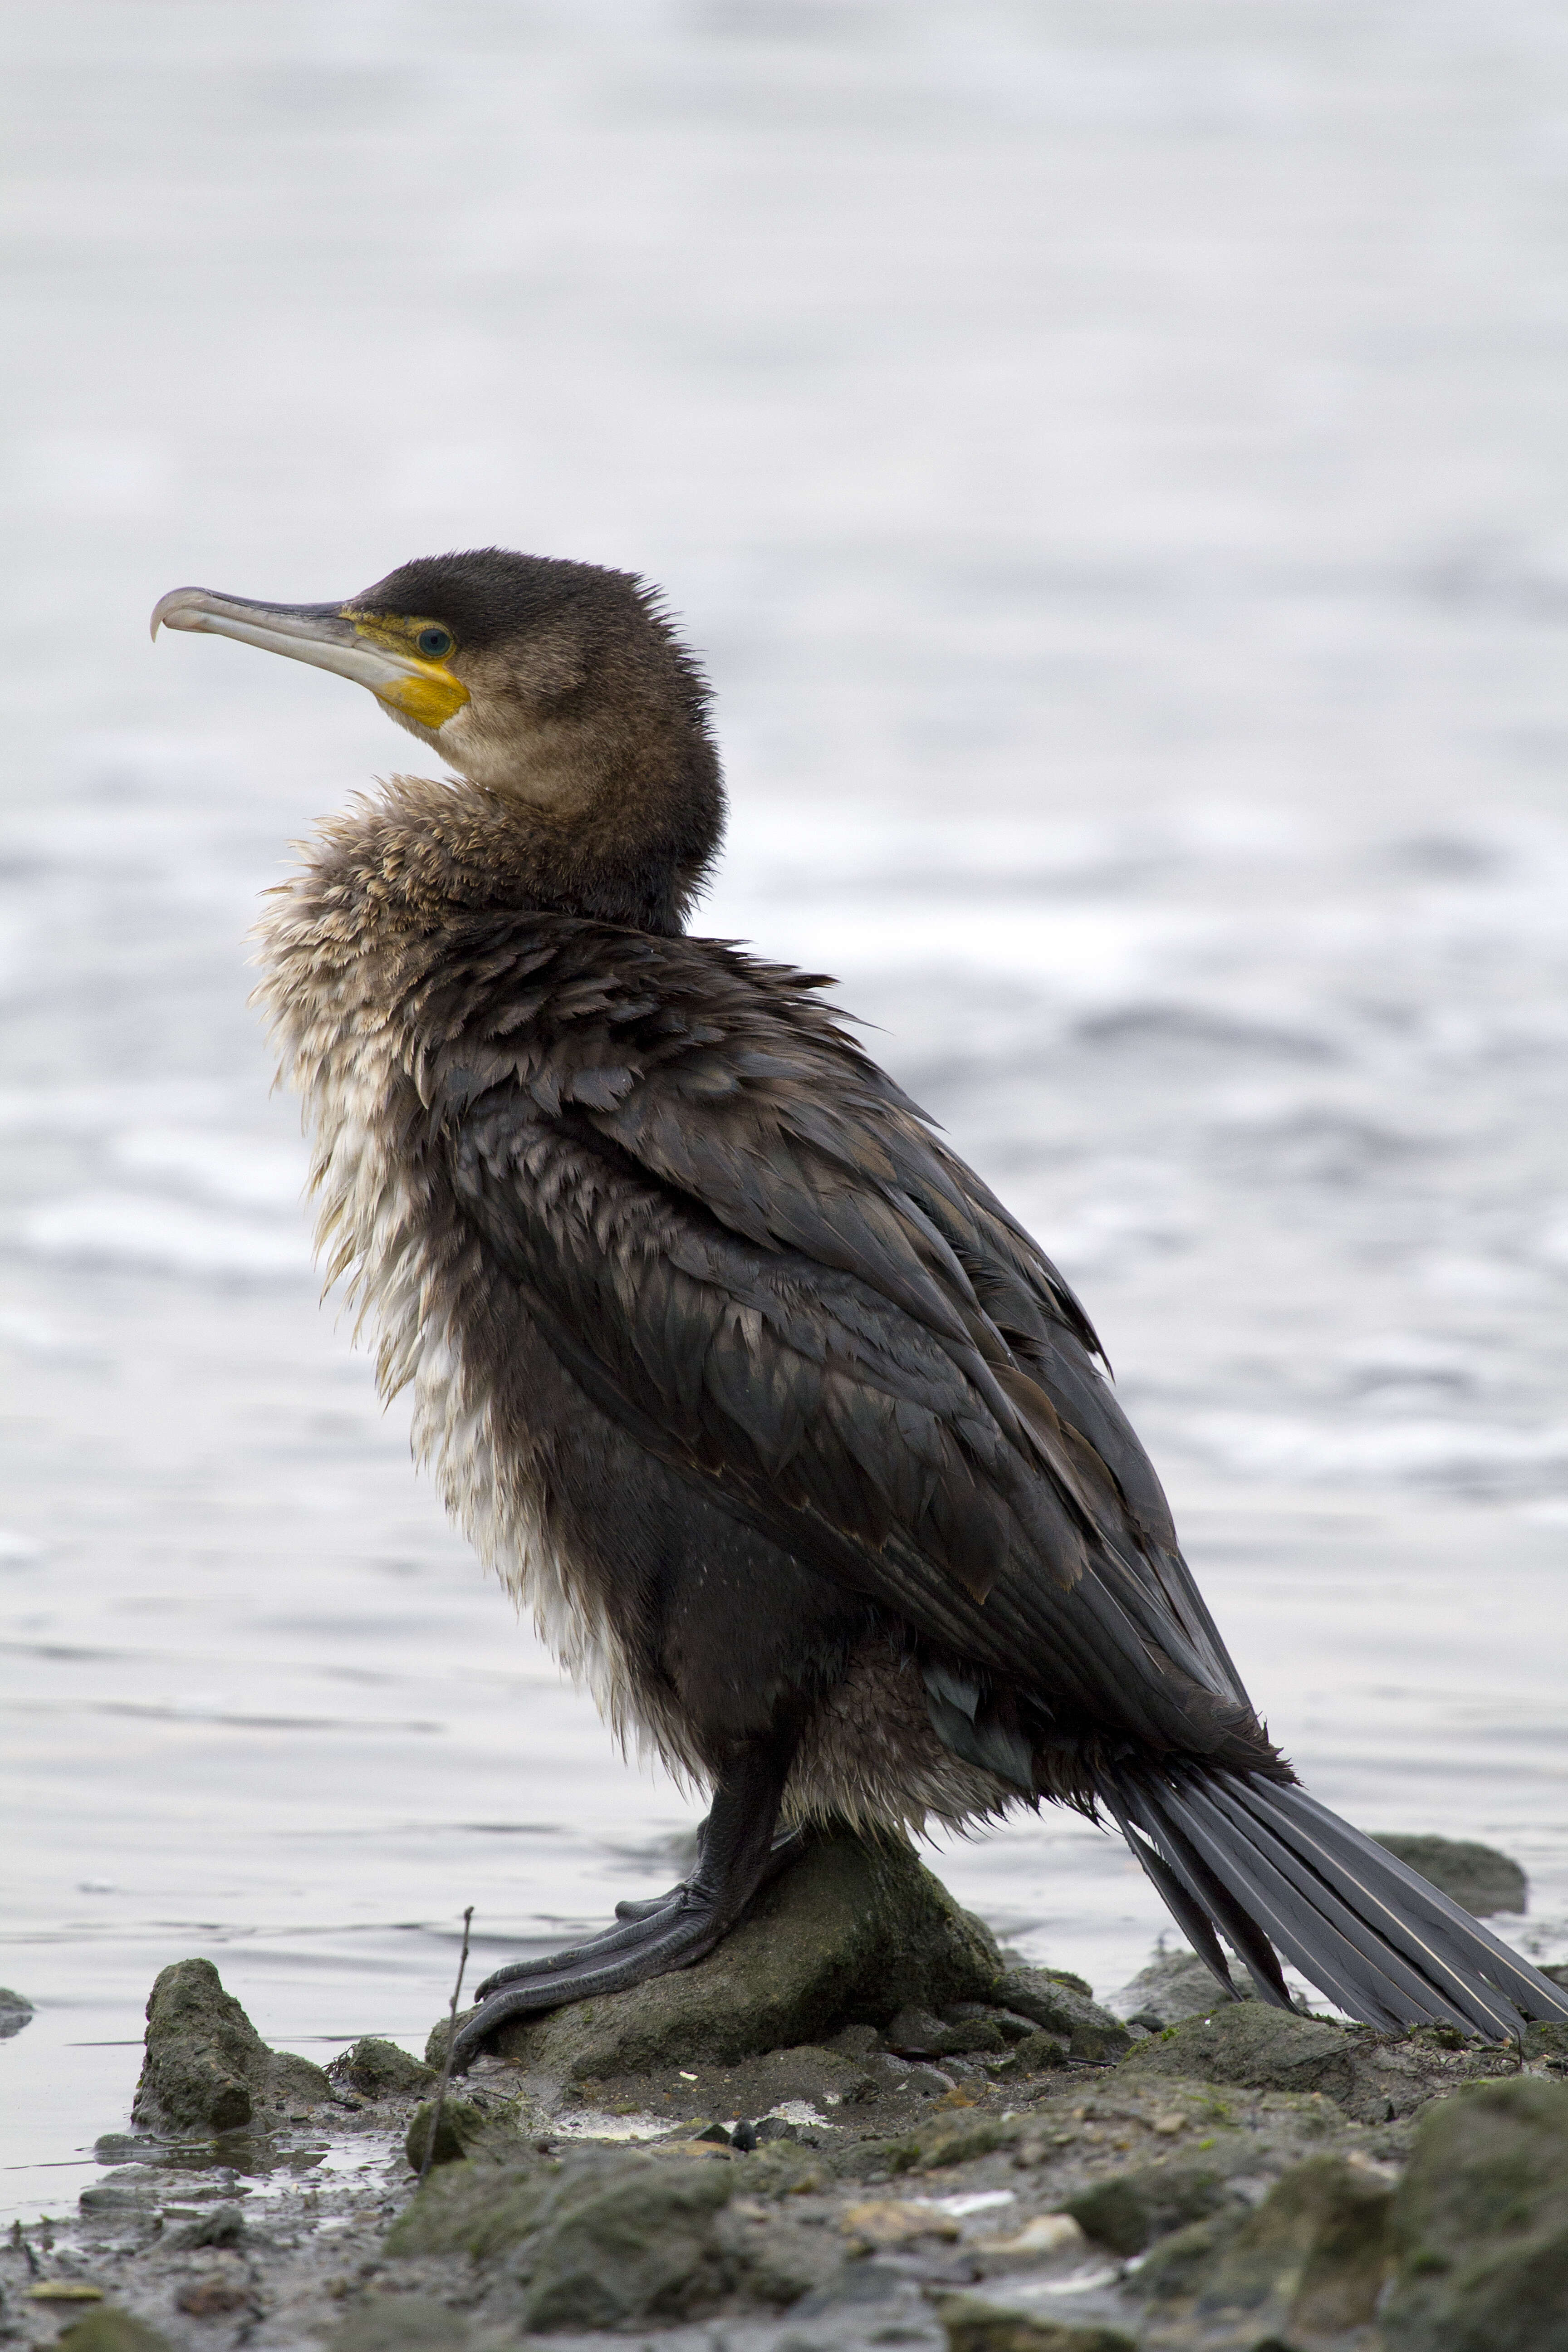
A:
612;1812;806;1923
450;1738;798;2069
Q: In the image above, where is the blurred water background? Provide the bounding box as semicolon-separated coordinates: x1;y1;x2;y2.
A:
3;0;1567;2223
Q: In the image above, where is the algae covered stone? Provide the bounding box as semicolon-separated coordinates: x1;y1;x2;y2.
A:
389;2145;738;2329
330;2035;434;2099
991;1967;1130;2061
1119;1999;1362;2102
1381;2075;1568;2351
54;2313;176;2352
443;1828;1001;2078
134;1958;265;2130
132;1958;330;2131
0;1985;34;2039
937;2296;1137;2352
1063;2149;1245;2256
1372;1833;1527;1917
1108;1945;1254;2028
404;2095;495;2171
330;2296;469;2349
387;2146;565;2262
1128;2154;1393;2340
1120;1993;1520;2122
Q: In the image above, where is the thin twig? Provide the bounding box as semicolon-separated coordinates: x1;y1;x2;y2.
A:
418;1905;475;2187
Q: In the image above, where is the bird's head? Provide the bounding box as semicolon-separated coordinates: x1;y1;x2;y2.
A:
152;548;724;931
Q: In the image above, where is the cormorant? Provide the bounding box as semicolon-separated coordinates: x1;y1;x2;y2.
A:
152;549;1568;2065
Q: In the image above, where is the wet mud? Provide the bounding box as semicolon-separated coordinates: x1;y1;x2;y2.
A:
6;1838;1565;2352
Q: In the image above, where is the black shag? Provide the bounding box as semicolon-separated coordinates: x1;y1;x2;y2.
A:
152;550;1568;2065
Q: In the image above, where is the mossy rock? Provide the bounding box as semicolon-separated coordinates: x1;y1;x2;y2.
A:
1195;2156;1392;2335
937;2297;1137;2352
55;2313;176;2352
1128;2154;1393;2341
390;2146;737;2328
438;1828;1001;2079
0;1985;34;2038
1109;1945;1254;2028
1120;1995;1526;2124
388;2147;566;2261
1381;2076;1568;2350
1373;1833;1527;1917
330;2036;434;2099
329;2297;469;2349
1119;2000;1365;2102
1063;2147;1250;2255
131;1958;329;2132
404;2096;497;2172
992;1967;1130;2060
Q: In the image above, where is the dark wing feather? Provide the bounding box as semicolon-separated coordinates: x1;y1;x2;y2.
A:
403;917;1269;1766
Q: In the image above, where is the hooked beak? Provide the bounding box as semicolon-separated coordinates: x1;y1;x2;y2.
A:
150;588;470;731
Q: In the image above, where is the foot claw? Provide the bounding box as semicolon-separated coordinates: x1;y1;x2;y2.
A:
473;1892;689;2002
453;1895;723;2067
451;1744;805;2068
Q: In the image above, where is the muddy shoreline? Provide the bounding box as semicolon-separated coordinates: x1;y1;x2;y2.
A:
6;1834;1566;2352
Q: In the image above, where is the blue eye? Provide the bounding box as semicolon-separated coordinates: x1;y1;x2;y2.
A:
417;626;453;658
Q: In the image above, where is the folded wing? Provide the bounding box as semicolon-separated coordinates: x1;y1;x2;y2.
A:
404;916;1274;1774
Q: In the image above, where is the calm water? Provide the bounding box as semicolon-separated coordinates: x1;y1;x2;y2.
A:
3;0;1567;2224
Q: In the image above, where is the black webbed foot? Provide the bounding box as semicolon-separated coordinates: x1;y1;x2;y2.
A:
605;1818;805;1927
450;1748;799;2071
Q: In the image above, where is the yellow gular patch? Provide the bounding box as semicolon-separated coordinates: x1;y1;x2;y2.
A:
342;608;471;730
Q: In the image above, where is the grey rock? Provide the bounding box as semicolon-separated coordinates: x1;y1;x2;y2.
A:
330;2296;470;2349
131;1957;330;2132
873;2053;960;2095
887;2003;954;2053
887;2004;1006;2057
1128;2154;1392;2341
79;2166;165;2215
830;2021;885;2057
443;1829;1001;2079
985;2009;1041;2043
329;2035;435;2099
935;2295;1138;2352
1373;1832;1528;1916
1107;1944;1251;2027
168;2202;246;2249
387;2145;740;2329
91;2134;162;2166
0;1984;34;2038
1381;2075;1568;2350
404;2095;495;2171
1120;1999;1518;2122
1121;2002;1360;2100
794;2261;906;2314
1063;2148;1254;2255
1524;2019;1568;2069
385;2144;565;2260
715;2201;854;2304
890;2111;1023;2171
1009;2030;1069;2074
990;1968;1131;2061
54;2314;177;2352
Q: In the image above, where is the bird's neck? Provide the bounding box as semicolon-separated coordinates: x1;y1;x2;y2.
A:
289;769;722;942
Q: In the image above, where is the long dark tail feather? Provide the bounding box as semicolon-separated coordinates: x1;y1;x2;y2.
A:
1104;1764;1568;2041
